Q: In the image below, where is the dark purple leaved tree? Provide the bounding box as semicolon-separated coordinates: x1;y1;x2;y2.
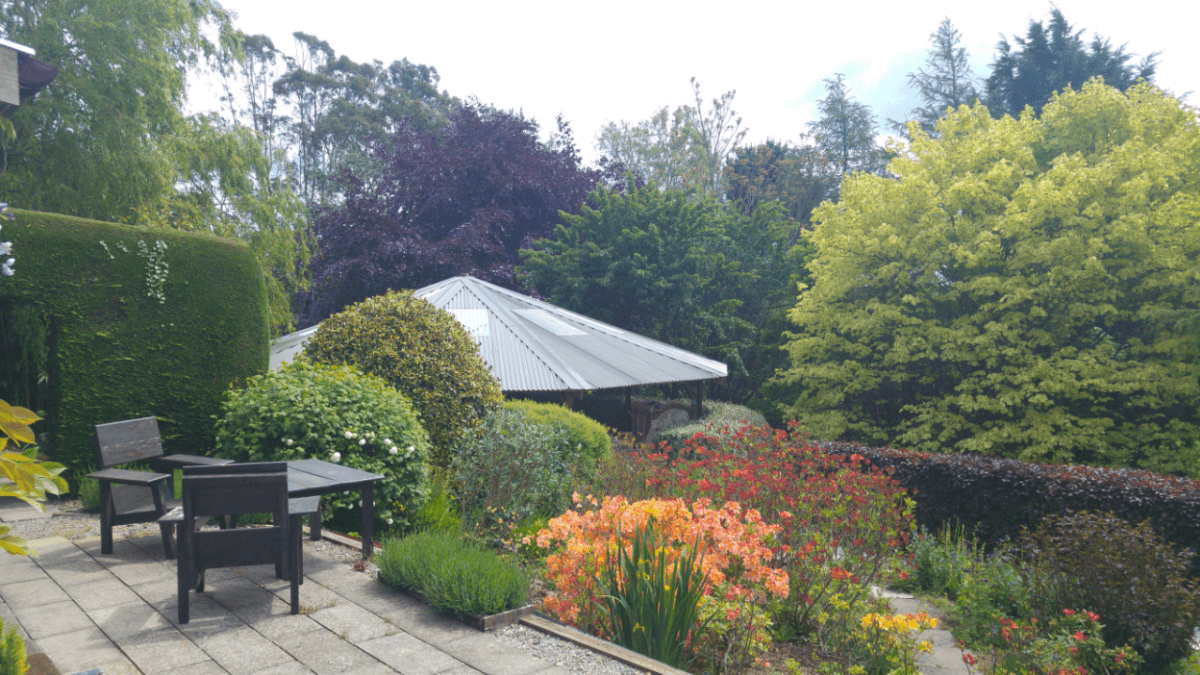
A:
295;104;600;327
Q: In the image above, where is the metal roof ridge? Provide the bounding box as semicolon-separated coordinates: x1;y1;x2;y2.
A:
464;278;594;390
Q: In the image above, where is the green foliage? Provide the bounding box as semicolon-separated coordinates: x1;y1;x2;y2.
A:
776;81;1200;473
984;8;1157;119
1016;512;1200;670
502;400;611;471
808;74;889;180
599;518;708;669
0;210;269;474
0;401;66;556
0;2;309;333
303;290;502;467
0;619;26;675
895;18;981;135
452;408;573;537
73;468;100;513
214;358;430;532
595;78;745;195
412;469;461;534
376;530;528;617
656;400;768;453
521;184;802;403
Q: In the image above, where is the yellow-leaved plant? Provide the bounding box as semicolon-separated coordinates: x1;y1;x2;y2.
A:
0;400;68;556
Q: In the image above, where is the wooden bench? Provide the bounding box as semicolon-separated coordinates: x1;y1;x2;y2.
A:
86;416;233;557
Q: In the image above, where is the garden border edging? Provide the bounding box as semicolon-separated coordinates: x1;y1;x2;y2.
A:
519;614;693;675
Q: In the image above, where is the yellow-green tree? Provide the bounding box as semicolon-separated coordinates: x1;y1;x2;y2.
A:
0;401;67;555
775;80;1200;475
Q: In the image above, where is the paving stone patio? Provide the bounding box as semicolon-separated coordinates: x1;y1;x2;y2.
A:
0;534;570;675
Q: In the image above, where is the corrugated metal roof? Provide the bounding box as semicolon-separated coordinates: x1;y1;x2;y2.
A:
269;275;727;392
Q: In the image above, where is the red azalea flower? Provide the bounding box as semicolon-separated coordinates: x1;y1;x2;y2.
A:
1073;631;1087;642
1062;609;1076;616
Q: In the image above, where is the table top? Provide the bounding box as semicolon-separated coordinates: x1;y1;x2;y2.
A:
285;459;384;498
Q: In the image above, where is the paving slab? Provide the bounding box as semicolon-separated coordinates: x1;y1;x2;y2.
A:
12;599;94;639
34;625;130;675
358;632;467;675
158;660;232;675
71;576;145;612
0;553;48;584
440;632;558;675
281;629;385;675
89;600;174;641
0;577;71;609
308;602;397;644
122;626;213;674
43;557;112;587
190;625;295;675
27;536;91;566
108;559;178;586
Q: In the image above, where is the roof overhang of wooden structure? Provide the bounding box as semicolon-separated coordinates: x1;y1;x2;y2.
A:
270;275;728;395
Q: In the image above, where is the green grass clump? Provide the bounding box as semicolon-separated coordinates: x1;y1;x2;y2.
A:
376;530;528;617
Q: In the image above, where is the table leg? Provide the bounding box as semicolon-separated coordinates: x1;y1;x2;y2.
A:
309;511;321;541
361;483;374;559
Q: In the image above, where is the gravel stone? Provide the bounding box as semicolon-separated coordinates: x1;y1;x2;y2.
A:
494;624;650;675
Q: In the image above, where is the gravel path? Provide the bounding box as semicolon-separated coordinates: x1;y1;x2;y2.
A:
5;499;650;675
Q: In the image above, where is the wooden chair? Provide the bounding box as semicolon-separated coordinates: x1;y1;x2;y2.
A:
87;417;233;557
160;462;319;585
174;463;298;624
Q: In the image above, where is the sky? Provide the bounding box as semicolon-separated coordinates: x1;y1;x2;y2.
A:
193;0;1197;165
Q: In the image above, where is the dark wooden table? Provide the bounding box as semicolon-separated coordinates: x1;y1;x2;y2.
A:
285;459;384;558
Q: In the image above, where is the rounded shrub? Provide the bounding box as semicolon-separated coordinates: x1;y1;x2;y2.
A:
303;290;503;467
503;400;611;471
452;408;573;532
214;358;431;532
1016;511;1200;670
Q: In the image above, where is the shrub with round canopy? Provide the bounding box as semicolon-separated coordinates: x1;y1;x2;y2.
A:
303;290;503;467
214;358;430;531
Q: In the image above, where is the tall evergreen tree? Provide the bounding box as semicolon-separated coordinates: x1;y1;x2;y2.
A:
985;8;1157;118
894;18;981;135
807;75;887;181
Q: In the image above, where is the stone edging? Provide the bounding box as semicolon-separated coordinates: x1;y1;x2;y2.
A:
518;614;693;675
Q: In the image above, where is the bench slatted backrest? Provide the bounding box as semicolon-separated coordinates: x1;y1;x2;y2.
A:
182;469;289;570
93;417;164;469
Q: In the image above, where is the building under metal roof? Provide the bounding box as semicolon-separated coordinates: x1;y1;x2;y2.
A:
269;275;727;394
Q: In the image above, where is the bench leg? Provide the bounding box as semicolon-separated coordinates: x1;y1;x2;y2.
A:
100;483;114;555
159;521;177;559
309;511;321;541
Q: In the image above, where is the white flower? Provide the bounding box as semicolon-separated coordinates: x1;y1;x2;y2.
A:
344;431;354;439
331;452;341;463
389;447;398;455
1;258;14;277
0;242;11;256
358;438;366;446
408;445;415;453
384;438;393;446
369;432;376;439
387;518;394;525
285;438;294;446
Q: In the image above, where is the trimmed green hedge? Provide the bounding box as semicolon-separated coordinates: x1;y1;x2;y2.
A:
0;210;269;473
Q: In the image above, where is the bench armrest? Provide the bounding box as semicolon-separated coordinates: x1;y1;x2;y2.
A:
86;468;172;486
